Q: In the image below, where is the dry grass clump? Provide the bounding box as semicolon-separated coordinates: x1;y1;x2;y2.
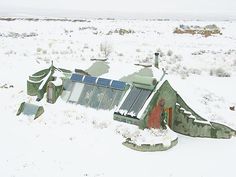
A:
107;28;135;35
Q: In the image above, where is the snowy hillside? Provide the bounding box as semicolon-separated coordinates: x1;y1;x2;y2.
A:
0;18;236;177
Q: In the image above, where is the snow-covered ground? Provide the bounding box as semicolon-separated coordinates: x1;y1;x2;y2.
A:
0;18;236;177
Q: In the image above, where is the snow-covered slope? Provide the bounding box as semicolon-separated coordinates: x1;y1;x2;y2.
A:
0;18;236;177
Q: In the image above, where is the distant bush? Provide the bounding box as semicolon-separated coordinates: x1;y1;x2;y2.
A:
36;48;42;53
167;49;173;56
233;60;236;66
192;50;207;55
174;24;222;37
189;68;202;75
42;50;47;54
83;43;89;49
210;68;231;77
117;52;124;57
107;28;135;35
78;26;97;31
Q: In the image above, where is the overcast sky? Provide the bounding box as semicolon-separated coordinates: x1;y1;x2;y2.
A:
1;0;236;18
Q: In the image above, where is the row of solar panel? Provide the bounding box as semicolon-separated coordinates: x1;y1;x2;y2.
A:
61;80;124;110
115;87;152;119
70;73;127;91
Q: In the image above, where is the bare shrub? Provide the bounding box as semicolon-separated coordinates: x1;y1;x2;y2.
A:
117;52;124;56
114;28;135;35
100;42;113;58
189;68;202;75
173;54;183;61
36;48;42;53
167;49;173;56
83;43;89;49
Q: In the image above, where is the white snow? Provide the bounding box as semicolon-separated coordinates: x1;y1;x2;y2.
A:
38;70;51;90
0;18;236;177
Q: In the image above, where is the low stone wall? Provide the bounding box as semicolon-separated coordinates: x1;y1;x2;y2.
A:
122;138;178;152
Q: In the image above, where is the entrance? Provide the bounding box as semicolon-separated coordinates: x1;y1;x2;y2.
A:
164;107;173;128
147;99;165;129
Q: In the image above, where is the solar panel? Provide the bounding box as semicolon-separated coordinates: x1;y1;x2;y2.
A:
97;78;111;87
111;80;126;90
83;76;97;85
71;74;84;82
118;87;141;115
127;89;151;117
115;87;151;119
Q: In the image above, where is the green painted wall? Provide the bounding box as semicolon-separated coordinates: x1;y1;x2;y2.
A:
113;114;141;127
140;80;177;129
27;66;72;101
27;80;43;96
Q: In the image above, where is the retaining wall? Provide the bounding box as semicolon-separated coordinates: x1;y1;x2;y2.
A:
123;137;178;152
173;94;236;138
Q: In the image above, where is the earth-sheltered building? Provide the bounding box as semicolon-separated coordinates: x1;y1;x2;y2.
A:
17;56;236;150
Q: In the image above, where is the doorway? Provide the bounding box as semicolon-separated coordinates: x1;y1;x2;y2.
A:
164;107;173;128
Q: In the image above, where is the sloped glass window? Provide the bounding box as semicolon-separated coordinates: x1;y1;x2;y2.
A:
22;103;39;116
63;79;74;90
110;90;124;109
68;82;84;103
61;80;74;101
78;84;95;106
88;86;105;109
99;88;116;110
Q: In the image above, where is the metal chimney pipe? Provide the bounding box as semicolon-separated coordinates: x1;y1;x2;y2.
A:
154;52;159;68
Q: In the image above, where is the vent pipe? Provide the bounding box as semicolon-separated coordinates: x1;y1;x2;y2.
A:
154;52;159;68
